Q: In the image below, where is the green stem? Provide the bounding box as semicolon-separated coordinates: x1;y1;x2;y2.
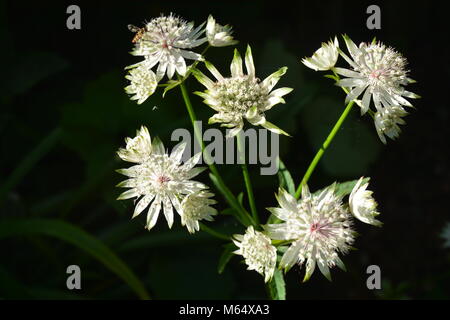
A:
294;100;355;199
178;80;254;226
199;223;230;241
236;131;259;225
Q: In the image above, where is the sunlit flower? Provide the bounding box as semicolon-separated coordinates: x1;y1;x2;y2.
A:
180;190;218;234
233;226;277;283
117;126;153;163
125;64;158;104
130;13;206;80
374;105;408;144
302;37;339;71
349;177;382;226
193;45;293;138
335;35;419;115
206;15;238;47
266;185;355;281
117;132;207;230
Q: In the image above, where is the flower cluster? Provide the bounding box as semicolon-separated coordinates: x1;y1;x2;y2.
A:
116;126;217;232
125;13;237;104
302;34;419;144
266;185;355;281
193;45;293;138
233;226;277;283
116;14;417;292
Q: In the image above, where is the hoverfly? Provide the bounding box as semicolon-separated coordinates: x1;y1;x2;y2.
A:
128;24;146;43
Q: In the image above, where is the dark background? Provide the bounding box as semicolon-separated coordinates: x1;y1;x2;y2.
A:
1;0;449;299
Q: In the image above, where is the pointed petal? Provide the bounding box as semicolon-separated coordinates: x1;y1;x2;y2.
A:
230;49;243;77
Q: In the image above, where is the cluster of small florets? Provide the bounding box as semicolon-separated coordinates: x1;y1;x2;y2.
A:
116;126;216;232
233;226;277;283
214;76;268;114
145;14;187;38
357;43;408;90
302;34;419;144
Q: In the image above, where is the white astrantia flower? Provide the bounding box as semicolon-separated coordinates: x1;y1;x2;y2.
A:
116;132;208;230
206;15;238;47
193;45;293;138
374;105;408;144
335;35;419;115
233;226;277;283
125;64;158;104
266;185;355;282
117;126;153;163
130;13;207;80
349;177;382;227
180;190;218;234
302;37;339;71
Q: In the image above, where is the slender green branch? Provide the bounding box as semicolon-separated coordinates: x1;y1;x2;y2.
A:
178;79;255;226
199;223;230;241
295;100;355;199
236;131;259;225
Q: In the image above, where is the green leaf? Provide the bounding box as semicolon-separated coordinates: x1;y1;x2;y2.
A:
334;177;370;197
0;218;150;300
277;157;295;195
267;269;286;300
218;243;236;274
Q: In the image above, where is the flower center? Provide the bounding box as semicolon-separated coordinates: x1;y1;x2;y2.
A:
310;222;331;237
215;75;267;114
157;175;171;185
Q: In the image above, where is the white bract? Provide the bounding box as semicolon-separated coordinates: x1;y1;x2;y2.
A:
180;190;218;234
335;35;419;115
206;15;238;47
302;37;339;71
117;127;208;230
374;105;408;144
233;226;277;283
266;185;355;281
130;13;207;81
349;177;382;226
117;126;153;163
125;64;158;104
194;45;293;138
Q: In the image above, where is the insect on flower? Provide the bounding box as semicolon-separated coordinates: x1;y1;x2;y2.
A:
128;24;147;43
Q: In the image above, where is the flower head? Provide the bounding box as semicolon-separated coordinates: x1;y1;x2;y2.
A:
206;15;238;47
180;190;218;233
117;129;207;230
233;226;277;283
125;64;158;104
374;105;408;144
335;35;419;115
130;13;206;80
349;177;382;226
266;185;355;281
193;45;293;138
117;126;153;163
302;37;339;71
